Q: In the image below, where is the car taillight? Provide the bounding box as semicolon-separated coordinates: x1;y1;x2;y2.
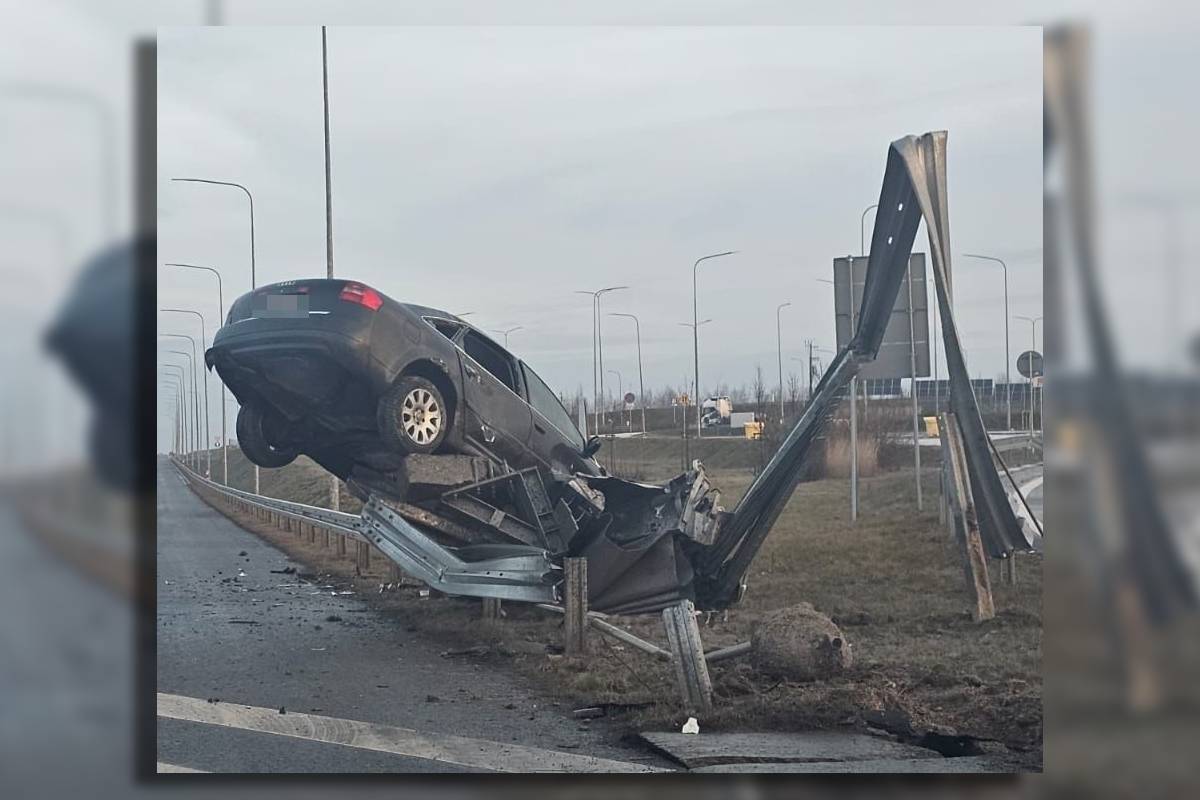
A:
338;282;383;311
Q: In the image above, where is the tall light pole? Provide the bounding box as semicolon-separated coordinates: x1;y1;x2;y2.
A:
171;178;256;290
1015;315;1043;439
160;364;193;468
160;385;184;459
963;254;1012;430
609;313;646;435
162;309;211;478
160;334;202;473
693;251;736;438
860;204;878;257
165;263;227;484
491;326;523;348
775;302;791;423
172;176;258;491
160;386;181;454
576;286;628;434
321;25;339;511
160;377;186;459
321;25;335;280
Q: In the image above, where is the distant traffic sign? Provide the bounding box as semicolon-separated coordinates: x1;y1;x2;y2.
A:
624;392;636;405
1017;350;1043;379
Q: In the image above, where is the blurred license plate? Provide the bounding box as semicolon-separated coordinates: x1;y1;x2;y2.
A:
255;294;310;318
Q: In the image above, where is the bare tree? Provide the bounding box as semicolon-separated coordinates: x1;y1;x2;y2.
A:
752;364;767;419
787;371;801;414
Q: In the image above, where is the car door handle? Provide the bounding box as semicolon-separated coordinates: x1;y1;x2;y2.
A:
464;365;480;381
533;422;546;435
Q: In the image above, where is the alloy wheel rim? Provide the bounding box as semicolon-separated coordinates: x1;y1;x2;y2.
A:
401;388;442;445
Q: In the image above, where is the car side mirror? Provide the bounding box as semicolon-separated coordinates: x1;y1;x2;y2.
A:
582;436;603;458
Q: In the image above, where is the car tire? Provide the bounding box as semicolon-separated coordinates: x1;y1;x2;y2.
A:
377;376;448;455
236;403;299;468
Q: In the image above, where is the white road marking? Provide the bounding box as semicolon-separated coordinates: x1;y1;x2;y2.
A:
157;762;208;773
157;692;664;773
1018;474;1044;497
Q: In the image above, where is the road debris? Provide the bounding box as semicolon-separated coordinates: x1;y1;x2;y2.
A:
572;706;605;720
681;717;700;735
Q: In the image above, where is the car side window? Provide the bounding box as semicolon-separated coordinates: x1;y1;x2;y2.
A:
424;317;463;341
462;330;519;393
521;363;584;449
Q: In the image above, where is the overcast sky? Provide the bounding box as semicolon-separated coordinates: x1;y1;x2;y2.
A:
158;25;1043;418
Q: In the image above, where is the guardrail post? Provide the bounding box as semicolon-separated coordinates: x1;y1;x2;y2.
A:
482;597;502;621
662;599;713;714
563;557;588;656
1001;555;1018;586
337;534;347;556
939;413;995;622
323;528;330;549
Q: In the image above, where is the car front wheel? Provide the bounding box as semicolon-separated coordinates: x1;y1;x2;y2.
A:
377;376;448;455
236;403;299;468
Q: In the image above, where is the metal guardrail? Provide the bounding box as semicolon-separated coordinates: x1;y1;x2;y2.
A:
168;456;748;713
171;458;365;542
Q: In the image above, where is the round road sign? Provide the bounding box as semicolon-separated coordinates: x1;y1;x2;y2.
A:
1017;350;1043;379
623;392;636;405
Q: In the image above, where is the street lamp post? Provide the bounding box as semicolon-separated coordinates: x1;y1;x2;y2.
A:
159;378;185;458
171;178;256;289
608;313;646;435
160;365;193;467
165;263;227;484
776;302;791;423
160;337;201;470
860;204;878;256
1015;315;1043;438
964;254;1012;430
576;286;628;435
692;251;736;438
160;386;181;454
162;309;211;478
163;351;197;463
171;176;258;491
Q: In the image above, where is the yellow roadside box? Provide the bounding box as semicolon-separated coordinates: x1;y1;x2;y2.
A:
744;421;764;440
923;416;939;438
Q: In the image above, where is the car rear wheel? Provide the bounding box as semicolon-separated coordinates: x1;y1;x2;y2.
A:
377;376;448;455
236;403;299;468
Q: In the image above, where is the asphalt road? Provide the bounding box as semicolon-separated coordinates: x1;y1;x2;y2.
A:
1012;463;1044;527
155;459;665;773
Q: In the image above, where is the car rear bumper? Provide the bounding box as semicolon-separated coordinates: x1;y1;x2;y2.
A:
207;318;380;417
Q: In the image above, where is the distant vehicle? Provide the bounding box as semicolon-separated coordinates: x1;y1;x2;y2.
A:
206;278;602;497
700;395;732;428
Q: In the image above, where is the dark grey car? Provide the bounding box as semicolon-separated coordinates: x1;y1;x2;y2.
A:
206;278;601;497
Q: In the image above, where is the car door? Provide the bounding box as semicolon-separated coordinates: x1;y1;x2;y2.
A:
520;361;591;474
457;329;532;466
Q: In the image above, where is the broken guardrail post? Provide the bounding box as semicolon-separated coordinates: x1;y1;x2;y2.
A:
662;599;713;715
563;557;588;655
1001;554;1018;586
939;413;995;621
481;597;502;621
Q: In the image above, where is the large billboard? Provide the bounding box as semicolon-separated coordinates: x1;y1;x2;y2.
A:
832;253;931;380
